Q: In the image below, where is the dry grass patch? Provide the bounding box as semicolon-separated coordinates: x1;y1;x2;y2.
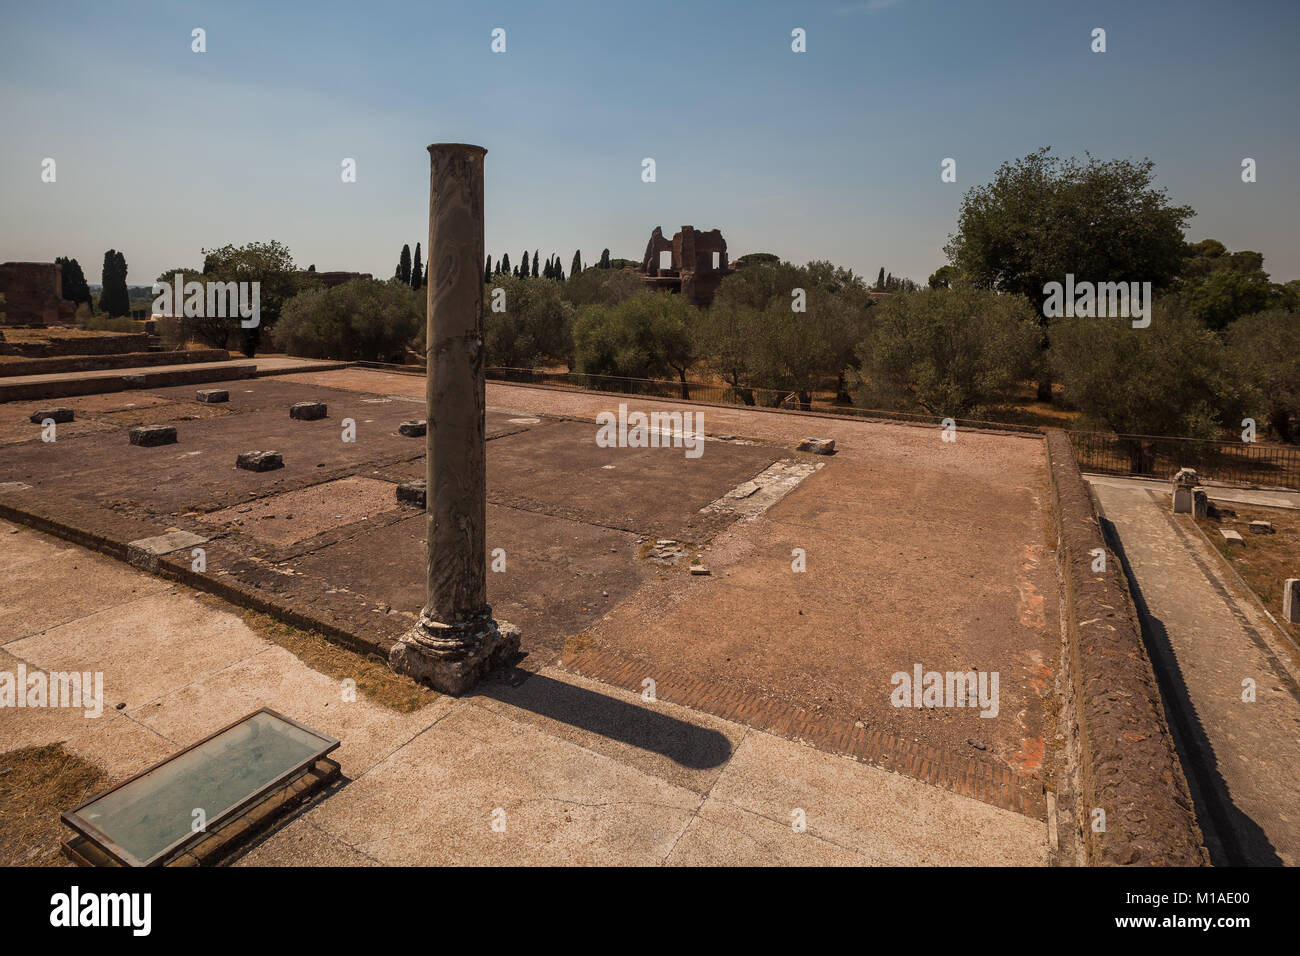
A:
193;593;438;713
1195;501;1300;647
0;744;107;866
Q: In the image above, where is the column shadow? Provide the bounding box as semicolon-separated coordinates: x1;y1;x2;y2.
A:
476;666;733;770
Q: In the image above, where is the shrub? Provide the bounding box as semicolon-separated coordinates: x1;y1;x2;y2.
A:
853;287;1040;418
270;279;422;361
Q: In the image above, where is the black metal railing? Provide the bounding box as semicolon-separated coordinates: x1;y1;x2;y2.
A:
481;366;1041;433
1069;430;1300;490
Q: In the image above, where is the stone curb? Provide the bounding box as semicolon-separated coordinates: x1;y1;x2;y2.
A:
1044;429;1208;866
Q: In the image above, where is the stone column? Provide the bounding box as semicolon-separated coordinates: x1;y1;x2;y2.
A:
389;143;520;694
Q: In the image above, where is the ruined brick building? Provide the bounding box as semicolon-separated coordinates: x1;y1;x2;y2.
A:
636;226;734;307
0;261;76;326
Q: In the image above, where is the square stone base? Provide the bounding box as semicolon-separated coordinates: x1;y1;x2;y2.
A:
389;614;520;695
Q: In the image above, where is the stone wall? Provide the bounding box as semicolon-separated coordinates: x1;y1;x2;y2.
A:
636;225;733;306
0;331;149;357
1044;429;1208;865
0;262;76;327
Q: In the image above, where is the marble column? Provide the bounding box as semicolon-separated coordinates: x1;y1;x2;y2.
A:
389;143;519;694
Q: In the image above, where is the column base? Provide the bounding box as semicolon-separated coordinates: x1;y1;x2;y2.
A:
389;609;520;695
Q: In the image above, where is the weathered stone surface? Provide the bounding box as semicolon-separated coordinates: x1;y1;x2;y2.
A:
689;565;710;576
236;450;283;472
129;425;177;446
1220;529;1245;546
1043;429;1208;867
1172;467;1199;488
196;389;229;403
396;480;426;508
797;437;836;455
389;616;520;696
29;407;73;424
1172;486;1194;514
398;420;427;437
1192;488;1209;518
388;143;520;695
127;530;209;573
1248;520;1273;535
289;401;328;420
1284;579;1300;624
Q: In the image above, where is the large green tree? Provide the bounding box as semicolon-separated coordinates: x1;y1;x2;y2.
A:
573;291;695;397
853;287;1040;419
1049;302;1241;441
1227;309;1300;443
195;240;298;354
481;273;575;369
411;243;423;289
945;147;1195;400
272;278;422;362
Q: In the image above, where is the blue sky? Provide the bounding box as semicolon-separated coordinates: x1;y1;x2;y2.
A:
2;0;1297;286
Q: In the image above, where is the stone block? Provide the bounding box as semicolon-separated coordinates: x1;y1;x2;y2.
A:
236;450;283;472
399;420;427;437
129;425;177;447
1172;467;1199;488
289;401;327;421
1248;520;1273;535
127;530;209;573
397;480;426;508
797;437;836;455
1192;488;1208;518
196;389;229;403
1172;487;1194;514
1284;579;1300;624
1219;529;1245;547
29;407;73;424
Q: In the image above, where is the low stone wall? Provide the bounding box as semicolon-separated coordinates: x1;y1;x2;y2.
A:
1044;429;1208;865
0;331;149;357
0;349;229;377
0;363;256;402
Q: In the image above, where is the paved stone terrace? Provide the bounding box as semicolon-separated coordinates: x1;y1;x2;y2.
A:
0;518;1049;865
1;366;1063;841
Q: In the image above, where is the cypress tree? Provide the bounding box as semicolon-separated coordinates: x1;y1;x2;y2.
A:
485;255;492;283
411;243;423;289
398;245;412;285
875;267;885;291
532;250;539;278
599;248;610;269
56;256;92;309
501;253;510;276
571;250;582;277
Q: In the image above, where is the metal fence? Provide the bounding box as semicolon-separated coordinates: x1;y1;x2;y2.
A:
1069;430;1300;490
482;366;1041;433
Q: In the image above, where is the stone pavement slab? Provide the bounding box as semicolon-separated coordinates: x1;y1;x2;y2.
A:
1091;480;1300;865
0;519;1049;866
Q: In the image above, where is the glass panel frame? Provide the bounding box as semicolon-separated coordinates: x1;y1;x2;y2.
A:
62;708;339;867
